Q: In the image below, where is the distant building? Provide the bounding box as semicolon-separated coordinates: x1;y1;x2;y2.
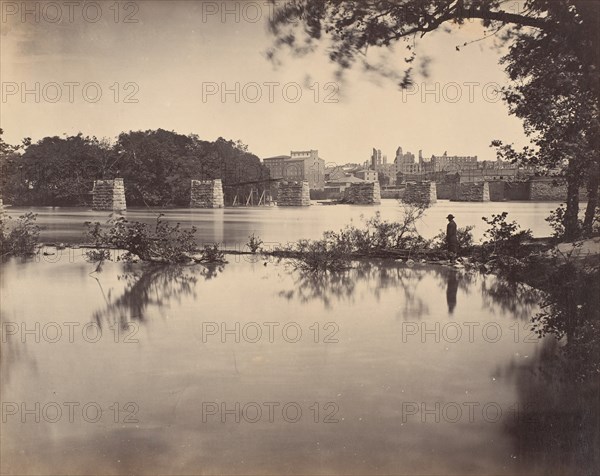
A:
354;169;378;182
394;146;416;173
325;166;348;182
263;149;325;190
369;147;398;184
371;148;383;170
420;151;478;173
325;175;367;195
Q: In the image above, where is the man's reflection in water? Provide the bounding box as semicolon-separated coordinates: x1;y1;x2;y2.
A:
446;271;458;315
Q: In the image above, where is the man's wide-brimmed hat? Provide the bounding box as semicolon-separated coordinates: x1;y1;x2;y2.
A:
447;214;455;219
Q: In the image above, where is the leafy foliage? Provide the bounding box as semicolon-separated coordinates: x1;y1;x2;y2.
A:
2;130;268;207
322;206;428;255
85;248;111;263
0;212;40;257
84;214;197;263
279;205;428;272
246;233;263;253
289;239;351;273
430;225;475;252
198;244;227;264
482;212;533;255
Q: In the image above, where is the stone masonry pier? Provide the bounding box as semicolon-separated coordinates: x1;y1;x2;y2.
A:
92;178;126;211
402;182;437;206
277;181;310;206
343;182;381;204
528;178;567;201
452;182;490;202
190;179;224;208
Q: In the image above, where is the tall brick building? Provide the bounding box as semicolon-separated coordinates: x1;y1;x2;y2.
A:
263;149;325;190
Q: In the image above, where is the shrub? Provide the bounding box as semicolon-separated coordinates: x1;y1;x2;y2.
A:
198;244;227;264
430;225;475;252
84;214;197;263
322;206;429;254
290;238;350;272
247;233;263;253
85;249;111;263
482;212;532;256
0;212;40;257
277;205;428;272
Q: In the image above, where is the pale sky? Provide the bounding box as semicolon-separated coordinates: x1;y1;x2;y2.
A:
1;0;530;164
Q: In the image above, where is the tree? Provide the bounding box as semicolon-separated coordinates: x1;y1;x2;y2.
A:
2;129;269;207
0;129;22;202
115;130;268;206
378;171;390;186
493;1;599;239
4;134;113;206
268;0;599;239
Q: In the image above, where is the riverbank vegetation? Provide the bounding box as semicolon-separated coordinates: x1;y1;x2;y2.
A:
83;215;227;265
0;212;40;258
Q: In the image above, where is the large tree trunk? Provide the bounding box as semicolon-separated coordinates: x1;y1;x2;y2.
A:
583;162;599;235
563;162;581;241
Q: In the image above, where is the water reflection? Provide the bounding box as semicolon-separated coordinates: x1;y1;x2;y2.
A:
2;254;595;475
446;271;458;315
90;263;224;329
277;261;483;320
502;337;600;475
277;260;436;318
481;276;541;321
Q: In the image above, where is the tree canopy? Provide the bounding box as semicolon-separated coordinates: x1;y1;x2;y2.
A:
0;130;268;207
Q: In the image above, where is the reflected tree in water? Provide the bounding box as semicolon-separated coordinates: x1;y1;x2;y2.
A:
501;337;600;475
278;260;436;319
480;275;542;321
278;266;356;309
90;263;224;330
0;312;38;385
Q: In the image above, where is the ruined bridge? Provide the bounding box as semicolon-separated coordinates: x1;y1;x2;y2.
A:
90;177;313;210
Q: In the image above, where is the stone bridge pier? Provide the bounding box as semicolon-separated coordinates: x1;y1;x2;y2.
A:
277;181;310;206
190;179;224;208
92;178;126;211
402;181;437;206
451;182;490;202
343;182;381;204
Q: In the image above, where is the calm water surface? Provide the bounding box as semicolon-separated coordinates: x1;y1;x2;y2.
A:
3;200;562;246
1;251;596;475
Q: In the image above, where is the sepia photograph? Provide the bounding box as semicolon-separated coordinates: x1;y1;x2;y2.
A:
0;1;599;475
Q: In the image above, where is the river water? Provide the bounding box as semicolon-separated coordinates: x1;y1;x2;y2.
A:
3;200;562;246
1;251;597;475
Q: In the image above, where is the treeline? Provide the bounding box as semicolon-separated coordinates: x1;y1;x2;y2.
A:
0;129;269;207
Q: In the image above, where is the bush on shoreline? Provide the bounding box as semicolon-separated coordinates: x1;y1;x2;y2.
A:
275;205;430;272
481;212;533;257
0;212;40;258
430;225;474;252
84;214;198;263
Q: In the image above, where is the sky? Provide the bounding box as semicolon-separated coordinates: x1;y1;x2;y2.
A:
1;0;531;165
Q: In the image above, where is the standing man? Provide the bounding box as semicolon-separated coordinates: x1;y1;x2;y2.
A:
446;214;458;260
